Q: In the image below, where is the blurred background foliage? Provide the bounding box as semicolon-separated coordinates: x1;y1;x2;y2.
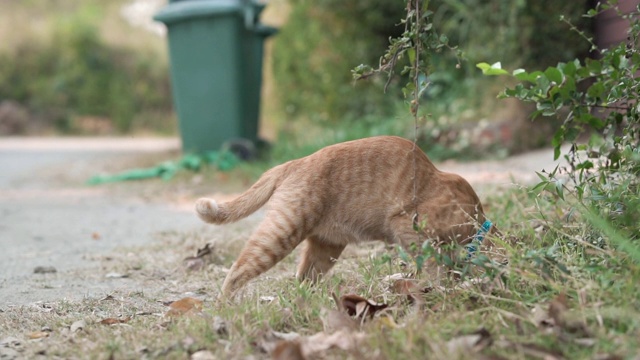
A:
0;0;591;158
271;0;591;158
0;1;173;135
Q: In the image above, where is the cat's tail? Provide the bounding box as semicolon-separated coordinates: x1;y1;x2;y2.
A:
195;163;287;225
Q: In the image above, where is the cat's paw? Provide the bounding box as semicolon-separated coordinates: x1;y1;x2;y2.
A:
195;198;219;222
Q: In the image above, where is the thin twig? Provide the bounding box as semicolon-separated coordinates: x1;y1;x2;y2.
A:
412;0;421;227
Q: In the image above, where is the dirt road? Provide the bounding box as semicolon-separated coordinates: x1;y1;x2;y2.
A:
0;138;204;306
0;137;565;307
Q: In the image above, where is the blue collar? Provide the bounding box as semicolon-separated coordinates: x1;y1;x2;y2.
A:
466;220;493;259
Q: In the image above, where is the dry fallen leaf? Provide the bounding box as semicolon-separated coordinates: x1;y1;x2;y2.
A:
70;320;86;333
272;340;306;360
268;330;364;359
100;317;131;325
339;294;388;320
105;272;128;279
184;243;216;271
548;293;568;327
321;309;359;333
100;294;115;301
592;354;624;360
27;331;49;340
166;297;203;317
184;257;206;272
391;279;427;305
446;328;492;355
300;330;365;356
260;296;276;303
190;350;216;360
212;316;228;336
548;293;590;336
531;304;554;330
496;341;564;360
255;328;301;354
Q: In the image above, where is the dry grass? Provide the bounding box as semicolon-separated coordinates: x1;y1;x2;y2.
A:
2;181;639;359
1;146;639;359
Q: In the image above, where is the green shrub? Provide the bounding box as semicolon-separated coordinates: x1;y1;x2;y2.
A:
0;11;172;133
271;0;406;125
273;0;590;138
480;2;640;254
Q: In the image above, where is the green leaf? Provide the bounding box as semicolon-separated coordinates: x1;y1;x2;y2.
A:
544;67;563;84
476;62;509;76
513;68;532;82
407;48;416;65
555;179;565;200
586;58;603;75
551;130;564;160
560;61;577;77
577;113;605;129
576;161;594;170
587;82;605;99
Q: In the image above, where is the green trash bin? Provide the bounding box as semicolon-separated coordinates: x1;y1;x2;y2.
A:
154;0;276;155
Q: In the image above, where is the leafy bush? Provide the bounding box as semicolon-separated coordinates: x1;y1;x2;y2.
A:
271;0;406;125
479;2;640;256
0;11;172;133
273;0;590;132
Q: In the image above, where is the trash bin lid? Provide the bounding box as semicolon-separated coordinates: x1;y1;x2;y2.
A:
153;0;243;25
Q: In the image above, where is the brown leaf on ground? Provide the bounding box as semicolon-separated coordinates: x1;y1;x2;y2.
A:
592;354;623;360
100;317;131;325
548;293;568;327
184;257;206;272
272;340;306;360
271;329;366;359
391;279;426;305
184;243;216;271
321;309;359;333
339;294;388;320
495;340;564;360
27;331;49;340
515;343;564;360
301;330;365;356
255;328;301;354
548;293;590;336
446;328;492;355
165;297;203;317
100;294;115;301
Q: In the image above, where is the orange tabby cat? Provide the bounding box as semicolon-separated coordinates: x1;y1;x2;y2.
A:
196;136;486;297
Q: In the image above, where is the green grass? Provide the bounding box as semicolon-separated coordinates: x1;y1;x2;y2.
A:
2;183;639;359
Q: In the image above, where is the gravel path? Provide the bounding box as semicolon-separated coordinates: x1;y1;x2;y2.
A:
0;137;565;307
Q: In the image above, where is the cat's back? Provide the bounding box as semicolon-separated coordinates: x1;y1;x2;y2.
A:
281;136;438;199
303;135;434;171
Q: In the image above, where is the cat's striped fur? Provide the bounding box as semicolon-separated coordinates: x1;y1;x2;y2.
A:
196;136;486;297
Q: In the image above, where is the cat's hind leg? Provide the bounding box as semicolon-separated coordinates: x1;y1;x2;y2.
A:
296;236;346;283
220;215;303;297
